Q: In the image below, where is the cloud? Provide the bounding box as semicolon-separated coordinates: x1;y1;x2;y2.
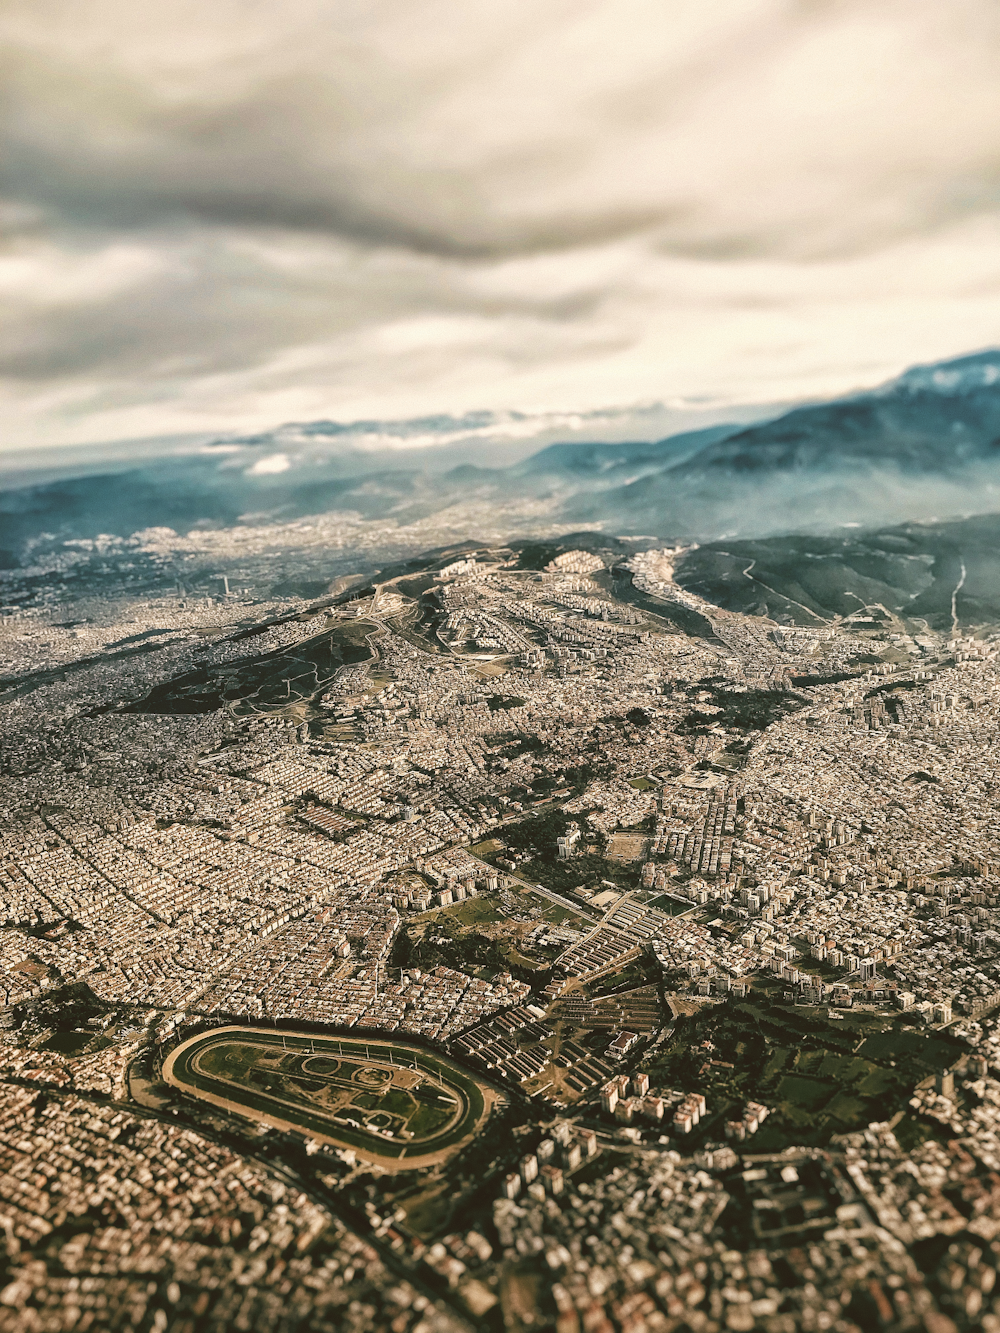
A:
246;453;290;475
1;0;1000;449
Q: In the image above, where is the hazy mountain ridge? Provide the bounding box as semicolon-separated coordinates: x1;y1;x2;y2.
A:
512;425;736;478
0;424;746;561
669;349;1000;477
576;348;1000;538
3;349;1000;571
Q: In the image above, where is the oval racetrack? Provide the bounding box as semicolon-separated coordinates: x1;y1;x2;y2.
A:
162;1026;494;1168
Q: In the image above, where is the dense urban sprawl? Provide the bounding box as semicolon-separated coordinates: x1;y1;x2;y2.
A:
3;539;1000;1331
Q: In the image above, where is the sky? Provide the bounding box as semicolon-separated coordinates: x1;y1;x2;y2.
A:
2;0;1000;454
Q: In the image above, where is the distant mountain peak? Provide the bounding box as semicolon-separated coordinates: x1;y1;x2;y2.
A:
657;345;1000;485
884;348;1000;397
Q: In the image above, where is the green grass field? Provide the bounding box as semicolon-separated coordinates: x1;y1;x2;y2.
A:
444;897;504;926
640;994;966;1150
41;1031;95;1056
776;1074;832;1111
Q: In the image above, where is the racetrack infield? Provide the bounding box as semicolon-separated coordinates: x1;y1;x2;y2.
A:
162;1026;497;1169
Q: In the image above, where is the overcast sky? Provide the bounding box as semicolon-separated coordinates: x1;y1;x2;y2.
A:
2;0;1000;452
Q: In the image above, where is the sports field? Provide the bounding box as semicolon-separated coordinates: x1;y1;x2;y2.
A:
162;1027;494;1167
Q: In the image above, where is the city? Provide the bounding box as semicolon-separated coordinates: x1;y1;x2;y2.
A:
2;535;1000;1332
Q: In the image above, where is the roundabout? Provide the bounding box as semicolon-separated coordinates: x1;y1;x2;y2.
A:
162;1027;497;1168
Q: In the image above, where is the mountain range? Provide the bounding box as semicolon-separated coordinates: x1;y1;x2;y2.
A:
565;349;1000;537
3;349;1000;570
